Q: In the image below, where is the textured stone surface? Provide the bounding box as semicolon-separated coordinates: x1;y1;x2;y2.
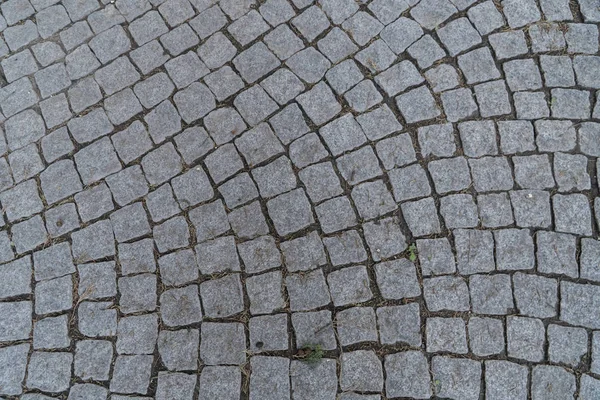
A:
0;0;596;396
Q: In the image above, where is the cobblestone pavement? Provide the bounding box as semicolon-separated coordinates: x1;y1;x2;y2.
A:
0;0;600;398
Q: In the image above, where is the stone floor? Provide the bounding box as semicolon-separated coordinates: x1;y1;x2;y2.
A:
0;0;599;398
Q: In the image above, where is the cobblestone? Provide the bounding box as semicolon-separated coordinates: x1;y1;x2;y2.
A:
0;0;596;397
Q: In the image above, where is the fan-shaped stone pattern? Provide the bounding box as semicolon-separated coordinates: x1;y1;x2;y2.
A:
0;0;598;398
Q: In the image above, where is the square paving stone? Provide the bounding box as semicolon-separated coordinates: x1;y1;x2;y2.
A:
426;317;468;354
263;24;304;61
536;231;577;277
581;238;600;282
340;350;383;393
204;65;244;101
485;360;529;400
325;59;362;94
228;201;270;239
535;119;577;152
470;273;514;315
26;351;72;393
363;216;407;260
110;355;153;395
336;146;382;185
327;265;372;307
494;228;535;270
551;88;591;119
395;85;441;123
319;114;367;157
292;310;336;350
474;79;512;117
195;236;240;275
0;256;30;299
235;123;284;167
513;154;556;189
218;173;258;209
238;236;281;273
8;144;42;183
323;230;368;266
118;273;157;314
111;121;153;165
174;127;214;165
110;202;151;243
260;68;305;106
407;34;447;69
291;5;330;42
0;343;30;395
234;85;279;127
78;301;117;337
458;120;498;157
77;261;117;300
315;196;357;233
498;120;535;154
438;17;481;56
548;324;588;367
560;281;600;329
173;82;216;124
71;220;115;262
249;314;289;352
380;15;423;53
375;134;416;171
432;356;481;400
73;340;113;380
374;258;421;300
252;156;297;198
145;184;181;223
440;87;479;122
158;249;198;287
296;82;341;126
440;194;479;229
267;188;314;236
280;231;327;272
74;136;121;184
246;271;285;315
160;285;202;327
106;165;149;207
401;197;442;237
513;272;558;318
455;229;495;274
507;316;545;362
385;351;431;399
428;156;471;194
510;190;552;228
5;109;45;152
198;366;241;400
418;123;456;157
116;314;158;355
157;328;199;371
200;274;244;318
532;365;576;400
74;183;115;223
35;274;73;315
233;43;279;84
299;162;343;204
0;179;43;222
468;317;505;356
269;103;310;145
336;306;378;346
417;238;456;276
0;301;32;341
553;193;593;236
286;269;331;311
200;322;246;365
12;215;48;254
424;276;470;312
153;216;190;253
377;303;421;346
